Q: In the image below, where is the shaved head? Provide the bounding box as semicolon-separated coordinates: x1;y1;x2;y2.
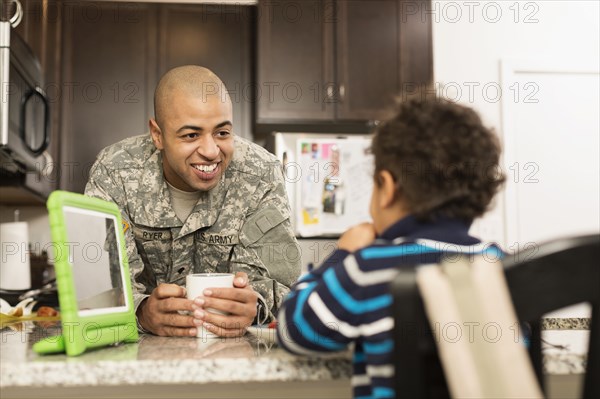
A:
153;65;230;128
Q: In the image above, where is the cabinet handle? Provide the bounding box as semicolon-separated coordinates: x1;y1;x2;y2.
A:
367;120;381;130
326;85;334;101
339;84;345;103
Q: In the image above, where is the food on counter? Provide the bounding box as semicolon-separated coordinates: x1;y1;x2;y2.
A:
34;306;61;328
0;297;36;317
1;299;59;330
36;306;59;318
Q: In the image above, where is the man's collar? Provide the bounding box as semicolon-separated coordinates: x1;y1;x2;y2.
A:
177;173;231;238
132;150;181;228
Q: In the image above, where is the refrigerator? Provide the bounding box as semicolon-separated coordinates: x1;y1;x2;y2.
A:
270;132;374;239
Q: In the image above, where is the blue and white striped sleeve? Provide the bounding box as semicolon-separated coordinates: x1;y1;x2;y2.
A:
276;249;362;355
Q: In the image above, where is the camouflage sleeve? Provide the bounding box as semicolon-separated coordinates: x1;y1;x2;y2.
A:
236;161;301;323
84;159;149;313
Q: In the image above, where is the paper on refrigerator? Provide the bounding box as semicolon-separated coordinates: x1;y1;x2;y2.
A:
293;138;373;237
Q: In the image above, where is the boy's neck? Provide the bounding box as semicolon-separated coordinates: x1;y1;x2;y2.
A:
377;205;409;235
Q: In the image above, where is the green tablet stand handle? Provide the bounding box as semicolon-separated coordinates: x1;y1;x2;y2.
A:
33;324;138;355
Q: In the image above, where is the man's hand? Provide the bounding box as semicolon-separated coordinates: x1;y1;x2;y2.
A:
337;222;377;252
136;283;197;337
191;272;258;337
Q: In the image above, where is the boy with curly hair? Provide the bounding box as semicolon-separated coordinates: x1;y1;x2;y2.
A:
276;97;506;399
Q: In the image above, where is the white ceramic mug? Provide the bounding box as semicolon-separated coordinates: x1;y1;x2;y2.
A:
186;273;234;339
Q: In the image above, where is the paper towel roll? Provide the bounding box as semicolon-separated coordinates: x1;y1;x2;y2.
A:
0;222;31;290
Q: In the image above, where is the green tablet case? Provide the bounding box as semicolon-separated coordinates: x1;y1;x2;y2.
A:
33;191;138;356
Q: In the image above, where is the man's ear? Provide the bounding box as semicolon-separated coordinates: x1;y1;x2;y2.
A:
377;170;398;209
149;119;164;150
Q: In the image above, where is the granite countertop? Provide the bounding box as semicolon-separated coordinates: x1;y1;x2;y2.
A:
0;318;590;389
0;325;351;388
541;318;591;330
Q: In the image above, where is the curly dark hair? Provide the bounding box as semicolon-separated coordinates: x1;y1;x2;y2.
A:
371;97;505;222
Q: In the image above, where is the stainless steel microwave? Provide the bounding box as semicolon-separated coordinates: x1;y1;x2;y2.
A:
0;18;50;174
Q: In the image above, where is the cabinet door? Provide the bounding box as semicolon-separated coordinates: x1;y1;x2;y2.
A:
257;0;335;122
158;4;253;140
336;0;432;121
398;0;434;101
60;2;158;193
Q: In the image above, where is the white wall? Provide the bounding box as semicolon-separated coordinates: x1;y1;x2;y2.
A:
432;1;600;320
431;0;600;248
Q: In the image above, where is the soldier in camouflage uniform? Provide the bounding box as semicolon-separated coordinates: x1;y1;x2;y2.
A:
85;66;300;337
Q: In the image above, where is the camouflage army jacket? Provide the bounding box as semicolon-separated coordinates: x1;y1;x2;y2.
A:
85;134;301;322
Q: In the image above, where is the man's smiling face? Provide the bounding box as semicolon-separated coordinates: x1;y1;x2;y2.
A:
150;92;234;192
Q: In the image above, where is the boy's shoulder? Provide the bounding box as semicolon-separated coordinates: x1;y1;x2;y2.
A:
353;237;504;270
352;239;421;270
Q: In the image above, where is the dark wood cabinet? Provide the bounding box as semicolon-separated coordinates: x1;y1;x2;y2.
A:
158;4;253;140
257;0;335;122
337;0;400;121
60;2;157;193
257;0;432;124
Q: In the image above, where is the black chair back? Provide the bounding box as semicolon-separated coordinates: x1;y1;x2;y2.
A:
391;234;600;398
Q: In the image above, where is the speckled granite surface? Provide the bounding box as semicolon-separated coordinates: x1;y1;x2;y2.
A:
0;326;351;388
542;318;591;330
0;320;589;389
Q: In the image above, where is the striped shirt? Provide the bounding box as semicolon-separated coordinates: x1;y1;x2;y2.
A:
276;215;503;399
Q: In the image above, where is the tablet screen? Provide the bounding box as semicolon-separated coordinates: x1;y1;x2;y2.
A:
63;206;129;316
